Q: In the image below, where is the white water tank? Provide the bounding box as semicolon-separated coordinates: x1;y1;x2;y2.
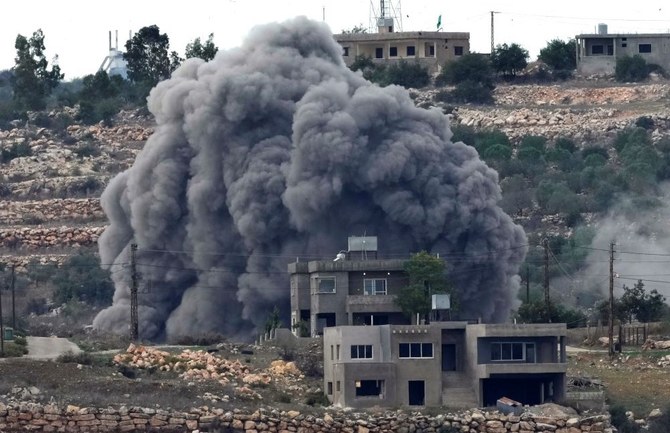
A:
598;23;608;35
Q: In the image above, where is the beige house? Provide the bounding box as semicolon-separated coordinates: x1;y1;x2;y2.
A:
334;31;470;74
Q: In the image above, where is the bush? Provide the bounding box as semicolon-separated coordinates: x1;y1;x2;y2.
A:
382;60;430;88
616;55;648;82
449;80;494;104
1;141;32;163
635;116;655;130
74;142;101;158
648;406;670;433
437;53;493;85
304;391;330;406
0;342;28;358
609;404;641;433
57;351;94;365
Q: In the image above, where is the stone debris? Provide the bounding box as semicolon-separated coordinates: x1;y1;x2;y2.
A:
0;225;105;249
641;338;670;350
113;344;304;400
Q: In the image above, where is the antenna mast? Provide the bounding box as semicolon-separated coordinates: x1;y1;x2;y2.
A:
370;0;402;33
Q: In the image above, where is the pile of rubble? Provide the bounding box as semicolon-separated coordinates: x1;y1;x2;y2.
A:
641;338;670;350
113;344;303;400
0;225;105;249
0;254;68;270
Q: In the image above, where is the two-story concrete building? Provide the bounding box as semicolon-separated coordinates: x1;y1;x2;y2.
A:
576;26;670;75
289;236;412;336
323;322;567;408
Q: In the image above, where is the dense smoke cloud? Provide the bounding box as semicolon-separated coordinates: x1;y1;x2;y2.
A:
93;17;527;340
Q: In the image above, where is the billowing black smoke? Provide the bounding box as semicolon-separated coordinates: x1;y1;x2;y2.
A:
93;17;527;340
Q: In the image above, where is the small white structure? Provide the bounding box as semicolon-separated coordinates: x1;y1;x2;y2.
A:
99;30;128;79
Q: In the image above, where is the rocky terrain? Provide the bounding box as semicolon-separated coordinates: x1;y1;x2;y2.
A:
0;80;669;326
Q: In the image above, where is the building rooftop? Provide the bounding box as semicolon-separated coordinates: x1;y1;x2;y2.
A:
577;32;670;38
335;31;470;42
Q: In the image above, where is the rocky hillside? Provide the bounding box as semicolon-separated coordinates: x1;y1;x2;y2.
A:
1;80;669;289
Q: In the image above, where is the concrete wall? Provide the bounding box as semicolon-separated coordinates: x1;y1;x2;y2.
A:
390;325;443;406
577;34;670;76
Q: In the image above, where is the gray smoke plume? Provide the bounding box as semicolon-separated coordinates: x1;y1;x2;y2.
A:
93;17;527;340
551;185;670;308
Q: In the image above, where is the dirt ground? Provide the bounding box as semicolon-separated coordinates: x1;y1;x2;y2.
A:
0;342;324;412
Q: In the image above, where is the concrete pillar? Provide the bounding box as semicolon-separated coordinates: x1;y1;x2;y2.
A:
559;336;566;363
311;314;317;337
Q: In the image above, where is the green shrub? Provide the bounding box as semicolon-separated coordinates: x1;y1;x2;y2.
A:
1;141;32;163
616;55;648;82
57;351;93;365
449;80;494;104
304;391;330;406
74;142;101;158
381;60;430;88
0;342;28;358
635;116;654;130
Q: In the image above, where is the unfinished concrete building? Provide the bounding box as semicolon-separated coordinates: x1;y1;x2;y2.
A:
323;322;567;408
576;25;670;75
288;236;412;337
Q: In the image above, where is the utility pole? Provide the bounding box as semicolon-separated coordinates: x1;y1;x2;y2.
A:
543;239;550;321
526;266;530;304
609;242;616;359
490;11;499;54
0;275;4;357
11;265;15;330
130;243;139;341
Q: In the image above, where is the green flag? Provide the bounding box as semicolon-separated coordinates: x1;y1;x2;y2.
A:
436;15;442;30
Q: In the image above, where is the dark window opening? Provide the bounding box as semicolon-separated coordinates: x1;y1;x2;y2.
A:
591;45;604;55
336;381;341;392
389;46;398;57
607;45;613;55
483;377;558;406
429;45;435;56
351;344;373;359
639;44;652;53
408;380;425;406
327;382;333;394
399;342;434;358
375;47;383;58
622;37;627;41
407;46;415;56
343;47;349;56
622;43;627;48
454;46;464;56
355;380;384;397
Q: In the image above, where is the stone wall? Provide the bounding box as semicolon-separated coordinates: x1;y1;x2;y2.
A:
0;199;103;225
0;226;105;249
0;403;612;433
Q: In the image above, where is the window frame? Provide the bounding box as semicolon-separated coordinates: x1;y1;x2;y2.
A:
639;43;652;53
375;47;384;58
343;46;350;57
351;344;373;359
316;277;336;293
406;45;415;56
490;341;536;362
398;342;434;359
389;46;398;57
364;278;388;295
454;46;464;56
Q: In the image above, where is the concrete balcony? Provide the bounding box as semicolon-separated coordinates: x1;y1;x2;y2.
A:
346;295;401;313
475;362;567;378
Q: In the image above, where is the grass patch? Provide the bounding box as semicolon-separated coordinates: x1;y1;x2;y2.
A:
57;351;94;365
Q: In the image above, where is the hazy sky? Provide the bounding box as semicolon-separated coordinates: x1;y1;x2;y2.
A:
1;0;669;79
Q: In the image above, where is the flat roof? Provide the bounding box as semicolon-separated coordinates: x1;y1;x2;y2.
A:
577;33;670;38
335;31;469;42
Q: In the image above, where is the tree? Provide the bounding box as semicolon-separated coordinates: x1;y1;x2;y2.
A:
436;54;495;104
615;55;648;82
12;29;63;111
124;25;176;89
341;24;368;34
185;33;218;61
500;174;533;216
516;300;586;328
491;43;529;77
395;251;449;323
620;280;666;323
52;253;114;306
538;39;576;72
